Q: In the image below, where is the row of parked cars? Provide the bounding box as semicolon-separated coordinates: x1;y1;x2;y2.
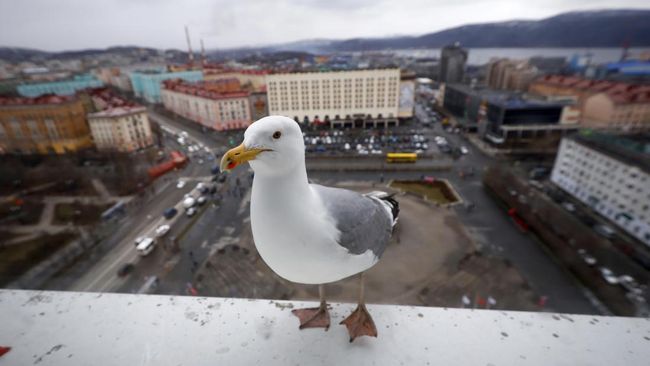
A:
302;130;433;155
577;247;646;302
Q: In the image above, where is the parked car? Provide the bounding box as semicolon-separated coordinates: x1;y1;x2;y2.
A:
460;146;469;155
594;224;616;239
163;207;178;219
186;207;197;217
577;249;597;266
197;196;207;206
562;202;576;212
155;224;170;237
176;180;186;189
599;267;619;285
134;236;145;247
618;275;643;295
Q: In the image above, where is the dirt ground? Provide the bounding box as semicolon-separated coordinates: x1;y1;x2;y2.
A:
196;183;540;312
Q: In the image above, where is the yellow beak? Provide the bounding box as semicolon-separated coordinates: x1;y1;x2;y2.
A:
220;143;269;172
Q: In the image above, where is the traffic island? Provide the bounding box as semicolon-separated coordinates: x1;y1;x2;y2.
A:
389;179;463;207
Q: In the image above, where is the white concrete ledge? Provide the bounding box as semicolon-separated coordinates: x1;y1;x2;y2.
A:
1;290;649;365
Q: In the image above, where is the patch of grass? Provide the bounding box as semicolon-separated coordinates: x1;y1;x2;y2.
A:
52;202;113;226
0;232;76;286
390;180;459;204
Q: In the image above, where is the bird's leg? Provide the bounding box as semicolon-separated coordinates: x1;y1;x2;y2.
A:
291;284;330;330
340;272;378;342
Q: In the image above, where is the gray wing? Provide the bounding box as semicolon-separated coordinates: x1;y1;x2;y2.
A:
311;184;392;258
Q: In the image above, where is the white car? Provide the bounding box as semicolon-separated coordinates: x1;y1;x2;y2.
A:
183;197;196;208
176;180;186;189
186;207;197;217
599;267;619;285
155;224;170;237
460;146;469;155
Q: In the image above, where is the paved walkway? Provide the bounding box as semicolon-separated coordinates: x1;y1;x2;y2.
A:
1;194;133;246
91;179;111;199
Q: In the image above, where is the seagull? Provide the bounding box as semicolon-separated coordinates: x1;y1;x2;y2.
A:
220;116;399;342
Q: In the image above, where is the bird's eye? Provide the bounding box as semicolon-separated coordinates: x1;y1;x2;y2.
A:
272;131;282;139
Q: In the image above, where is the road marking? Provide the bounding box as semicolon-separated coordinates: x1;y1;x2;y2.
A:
82;244;137;291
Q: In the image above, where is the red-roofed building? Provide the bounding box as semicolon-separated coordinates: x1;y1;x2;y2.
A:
203;68;268;92
161;80;252;131
529;75;650;130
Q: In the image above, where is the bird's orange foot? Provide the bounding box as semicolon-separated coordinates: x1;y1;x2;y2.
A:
292;305;330;330
340;304;377;342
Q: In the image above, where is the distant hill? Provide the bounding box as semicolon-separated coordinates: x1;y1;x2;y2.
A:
2;9;650;63
213;9;650;56
0;46;189;64
327;9;650;51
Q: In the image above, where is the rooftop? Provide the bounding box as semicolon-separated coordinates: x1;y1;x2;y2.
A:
533;75;650;104
447;83;569;109
87;105;147;118
571;130;650;174
2;289;649;365
162;79;250;100
87;87;141;110
0;94;77;106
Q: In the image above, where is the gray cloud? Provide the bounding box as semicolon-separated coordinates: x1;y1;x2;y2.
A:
0;0;648;51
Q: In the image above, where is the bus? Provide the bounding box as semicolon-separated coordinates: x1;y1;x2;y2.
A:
386;153;418;164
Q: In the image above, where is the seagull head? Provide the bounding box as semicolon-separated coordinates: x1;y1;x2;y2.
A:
220;115;305;176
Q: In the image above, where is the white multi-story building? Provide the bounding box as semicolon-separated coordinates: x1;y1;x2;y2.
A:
161;80;252;131
551;133;650;246
266;69;401;128
87;106;153;152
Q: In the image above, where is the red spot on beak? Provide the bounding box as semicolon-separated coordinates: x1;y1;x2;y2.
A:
227;161;237;170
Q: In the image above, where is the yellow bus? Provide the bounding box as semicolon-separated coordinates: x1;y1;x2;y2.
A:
386;153;417;163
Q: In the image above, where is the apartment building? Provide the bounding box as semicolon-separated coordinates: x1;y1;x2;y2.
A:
161;80;251;131
551;133;650;246
0;95;92;155
266;68;401;128
87;106;153;153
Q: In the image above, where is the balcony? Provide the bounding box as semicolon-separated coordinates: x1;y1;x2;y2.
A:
1;289;649;365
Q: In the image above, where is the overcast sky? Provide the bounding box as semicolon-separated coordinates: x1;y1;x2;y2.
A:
0;0;648;51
